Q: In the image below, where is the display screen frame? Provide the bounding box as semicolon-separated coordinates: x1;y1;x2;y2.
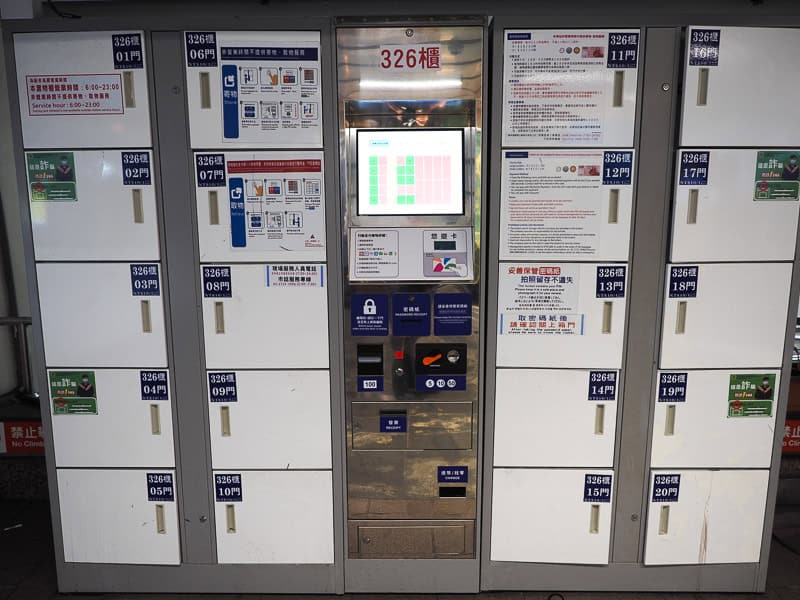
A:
355;127;466;217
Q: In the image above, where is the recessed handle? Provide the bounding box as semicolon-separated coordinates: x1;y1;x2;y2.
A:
209;190;220;225
612;71;624;107
220;405;231;437
214;301;225;334
686;189;698;224
199;72;212;109
141;300;152;333
132;189;144;224
607;189;619;224
675;301;687;334
594;404;605;435
226;504;236;533
602;301;613;334
150;404;161;435
155;504;166;534
123;71;136;108
696;68;709;106
589;504;600;534
664;405;676;436
658;505;670;535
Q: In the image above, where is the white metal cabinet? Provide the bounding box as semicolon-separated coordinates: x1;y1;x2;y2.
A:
57;469;180;564
14;31;152;148
651;369;779;469
491;468;614;564
201;264;329;369
37;262;167;367
494;369;617;467
208;370;331;469
644;469;769;565
660;263;791;369
496;263;628;368
27;150;160;261
213;470;334;564
49;369;174;468
681;27;800;147
670;149;799;262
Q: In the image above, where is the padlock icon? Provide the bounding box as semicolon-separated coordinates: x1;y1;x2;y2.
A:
363;298;377;315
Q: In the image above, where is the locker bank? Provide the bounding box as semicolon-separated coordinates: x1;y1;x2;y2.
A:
2;0;800;594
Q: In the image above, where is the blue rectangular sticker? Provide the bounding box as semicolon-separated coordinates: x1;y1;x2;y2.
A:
222;64;239;139
658;372;688;402
507;32;532;41
505;151;529;158
588;371;617;401
215;473;242;502
208;372;237;402
668;265;698;298
596;266;626;298
602;151;633;185
195;153;226;187
351;294;389;336
357;376;384;392
112;33;143;70
433;293;472;336
186;32;218;67
392;293;431;337
228;177;246;248
583;473;612;503
380;415;407;433
202;266;232;298
607;32;639;68
689;29;720;66
679;151;710;186
130;263;160;296
416;375;466;392
121;151;151;186
652;474;681;502
146;472;174;502
220;47;319;61
140;370;168;401
438;466;468;483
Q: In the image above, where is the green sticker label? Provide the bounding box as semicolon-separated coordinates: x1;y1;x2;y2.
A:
27;152;77;202
754;151;800;200
728;373;774;418
49;371;97;415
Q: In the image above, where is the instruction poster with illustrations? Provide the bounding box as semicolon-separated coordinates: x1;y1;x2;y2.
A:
500;150;633;260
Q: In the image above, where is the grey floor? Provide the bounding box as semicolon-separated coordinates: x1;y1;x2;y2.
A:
1;499;799;600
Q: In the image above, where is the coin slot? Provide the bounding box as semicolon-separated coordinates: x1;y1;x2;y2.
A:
439;486;467;498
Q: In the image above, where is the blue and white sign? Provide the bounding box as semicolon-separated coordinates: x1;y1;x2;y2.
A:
215;473;242;502
607;32;639;68
658;372;688;403
679;151;710;186
357;376;384;393
588;371;617;401
689;29;720;67
121;152;151;186
146;472;174;502
221;64;239;140
351;294;389;336
583;473;612;503
438;466;468;483
112;33;143;70
507;32;532;41
208;372;237;402
596;266;626;298
380;414;407;433
602;151;633;185
652;474;681;502
228;176;246;248
668;265;698;298
433;293;472;336
185;32;218;67
130;263;160;296
140;370;168;401
202;266;232;298
392;293;431;337
416;375;466;392
195;154;226;187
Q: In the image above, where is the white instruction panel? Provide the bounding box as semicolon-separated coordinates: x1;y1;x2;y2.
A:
185;31;322;148
500;150;635;261
194;151;325;261
502;29;639;147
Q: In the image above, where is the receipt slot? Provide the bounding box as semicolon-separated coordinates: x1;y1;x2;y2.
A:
337;23;484;578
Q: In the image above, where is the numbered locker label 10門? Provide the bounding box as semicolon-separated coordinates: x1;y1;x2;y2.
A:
502;30;640;147
14;31;151;148
185;31;322;149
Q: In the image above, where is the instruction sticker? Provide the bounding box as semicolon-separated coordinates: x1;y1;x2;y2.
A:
351;293;389;336
588;371;617;401
266;264;323;287
392;293;431;337
754;151;800;200
433;293;472;336
437;466;468;483
146;473;174;502
583;473;612;503
49;371;97;415
27;152;77;201
688;29;720;66
652;474;680;502
668;265;698;298
130;264;160;296
185;32;218;67
208;372;238;402
596;266;626;298
122;151;151;185
380;414;407;432
112;33;143;70
26;74;123;115
202;266;232;298
728;373;775;418
140;370;168;401
196;153;226;187
658;372;688;402
358;376;384;392
352;229;400;278
215;473;243;502
679;151;709;186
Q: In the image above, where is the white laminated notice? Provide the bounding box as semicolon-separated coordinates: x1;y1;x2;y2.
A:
352;230;400;279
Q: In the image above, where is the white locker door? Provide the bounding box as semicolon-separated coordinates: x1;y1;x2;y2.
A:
644;470;769;565
494;369;616;467
50;369;174;468
670;149;800;262
57;469;180;564
491;468;613;564
681;27;800;147
496;263;628;368
14;31;152;148
214;470;334;564
28;150;160;261
660;263;791;369
201;264;329;369
651;370;779;469
37;262;167;367
208;370;331;469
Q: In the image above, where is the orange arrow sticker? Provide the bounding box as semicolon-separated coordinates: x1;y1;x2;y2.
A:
422;353;442;366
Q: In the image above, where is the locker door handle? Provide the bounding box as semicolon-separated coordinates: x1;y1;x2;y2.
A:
132;189;144;224
155;504;166;534
199;72;212;109
658;505;670;535
220;405;231;437
214;302;225;334
594;404;605;435
696;68;709;106
209;191;220;225
141;300;152;333
664;404;676;436
602;302;613;334
150;404;161;435
686;189;699;224
607;189;619;224
612;71;624;107
226;504;236;533
675;301;687;334
123;71;136;108
589;504;600;534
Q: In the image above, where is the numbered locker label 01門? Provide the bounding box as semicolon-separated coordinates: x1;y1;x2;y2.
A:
496;263;627;369
195;152;325;262
502;30;639;147
500;150;635;261
185;31;322;148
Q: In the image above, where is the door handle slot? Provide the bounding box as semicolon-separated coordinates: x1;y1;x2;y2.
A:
123;71;136;108
200;72;212;109
658;505;670;535
589;504;600;534
612;71;624;107
675;301;687;334
594;404;605;435
696;68;709;106
141;300;152;333
155;504;166;534
226;504;236;533
664;405;676;436
221;405;231;437
209;190;220;225
150;404;161;435
132;189;144;223
602;301;613;334
214;301;225;334
608;189;619;224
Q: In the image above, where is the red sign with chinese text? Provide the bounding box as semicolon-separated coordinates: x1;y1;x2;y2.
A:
0;421;45;455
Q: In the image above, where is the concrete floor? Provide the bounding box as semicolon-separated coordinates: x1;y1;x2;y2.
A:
2;499;799;600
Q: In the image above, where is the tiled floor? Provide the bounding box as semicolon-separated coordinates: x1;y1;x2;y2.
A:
2;499;799;599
